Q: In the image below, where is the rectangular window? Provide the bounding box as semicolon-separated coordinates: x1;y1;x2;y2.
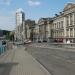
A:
70;28;73;37
70;14;73;25
55;23;56;29
66;16;69;27
66;29;69;37
59;22;60;28
74;13;75;24
57;22;58;28
74;28;75;37
61;21;63;28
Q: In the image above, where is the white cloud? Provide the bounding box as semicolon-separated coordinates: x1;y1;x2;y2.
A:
28;0;41;6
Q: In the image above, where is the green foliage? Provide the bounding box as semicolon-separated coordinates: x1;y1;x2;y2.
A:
2;30;14;41
9;33;14;41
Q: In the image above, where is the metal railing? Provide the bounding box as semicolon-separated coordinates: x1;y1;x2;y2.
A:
0;45;6;55
0;42;13;55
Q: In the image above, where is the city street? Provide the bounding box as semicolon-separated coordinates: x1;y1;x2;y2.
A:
26;44;75;75
0;46;51;75
1;0;75;75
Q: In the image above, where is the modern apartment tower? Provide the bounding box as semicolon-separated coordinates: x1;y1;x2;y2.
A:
15;8;25;42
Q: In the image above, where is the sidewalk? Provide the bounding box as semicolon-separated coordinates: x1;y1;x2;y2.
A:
29;43;75;52
9;47;51;75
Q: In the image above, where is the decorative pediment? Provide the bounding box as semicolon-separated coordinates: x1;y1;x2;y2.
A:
63;3;75;11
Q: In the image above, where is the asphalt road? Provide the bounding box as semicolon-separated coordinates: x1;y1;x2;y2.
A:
26;46;75;75
0;45;51;75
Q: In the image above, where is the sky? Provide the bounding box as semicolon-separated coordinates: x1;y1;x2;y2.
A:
0;0;75;31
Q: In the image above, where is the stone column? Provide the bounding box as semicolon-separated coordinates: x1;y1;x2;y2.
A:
69;28;70;38
73;28;74;38
23;21;26;41
63;17;67;43
73;13;75;25
64;17;67;37
69;15;71;26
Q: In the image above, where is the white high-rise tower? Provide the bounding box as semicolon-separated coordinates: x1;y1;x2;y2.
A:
15;8;25;42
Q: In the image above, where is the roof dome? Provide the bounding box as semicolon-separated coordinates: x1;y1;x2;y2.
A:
16;8;24;13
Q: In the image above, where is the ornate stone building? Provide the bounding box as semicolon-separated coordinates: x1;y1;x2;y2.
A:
33;24;39;42
38;18;52;42
25;19;35;41
34;3;75;43
52;3;75;43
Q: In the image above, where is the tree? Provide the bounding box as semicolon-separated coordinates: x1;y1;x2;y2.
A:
9;32;14;41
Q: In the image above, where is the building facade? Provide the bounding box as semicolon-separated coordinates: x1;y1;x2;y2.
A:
15;8;25;42
15;3;75;43
33;3;75;43
38;18;48;42
25;19;35;41
52;3;75;43
33;24;39;42
38;18;53;42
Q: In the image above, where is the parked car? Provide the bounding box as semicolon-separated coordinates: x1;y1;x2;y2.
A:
38;41;42;43
24;40;32;44
43;40;47;42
